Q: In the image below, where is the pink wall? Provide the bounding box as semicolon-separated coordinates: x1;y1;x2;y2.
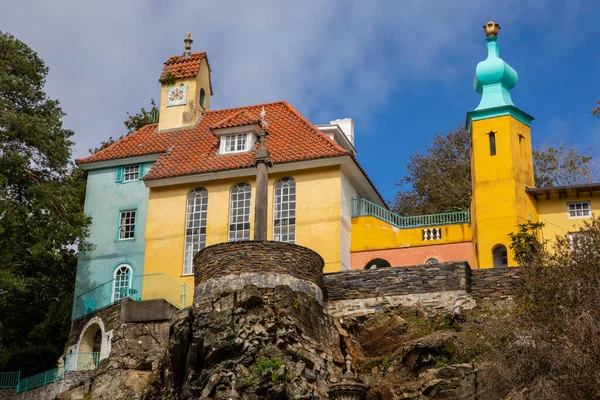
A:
351;242;475;270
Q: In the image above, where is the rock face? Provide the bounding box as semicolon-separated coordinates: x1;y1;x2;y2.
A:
145;285;344;399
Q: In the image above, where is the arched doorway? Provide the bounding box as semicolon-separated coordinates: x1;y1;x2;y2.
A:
364;258;391;270
493;245;508;268
78;322;102;370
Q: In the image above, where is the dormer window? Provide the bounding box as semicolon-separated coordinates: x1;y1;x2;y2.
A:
221;133;251;154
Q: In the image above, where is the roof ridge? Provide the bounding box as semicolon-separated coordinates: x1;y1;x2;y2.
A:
164;51;206;62
210;108;258;129
205;100;286;116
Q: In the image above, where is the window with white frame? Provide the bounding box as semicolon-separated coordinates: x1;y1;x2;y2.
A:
221;133;250;154
273;177;296;243
183;188;208;275
123;165;140;181
119;210;136;240
229;183;251;241
568;201;591;219
112;264;132;302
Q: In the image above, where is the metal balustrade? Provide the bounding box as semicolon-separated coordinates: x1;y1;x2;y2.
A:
16;367;64;393
351;198;470;229
74;273;188;319
0;371;20;388
64;352;100;372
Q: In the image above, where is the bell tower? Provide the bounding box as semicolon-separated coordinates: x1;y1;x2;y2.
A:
468;22;538;268
157;32;213;131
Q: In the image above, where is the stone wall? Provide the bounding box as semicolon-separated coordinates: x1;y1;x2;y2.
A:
469;267;521;305
323;262;521;317
323;262;470;301
194;240;325;303
6;371;93;400
0;388;15;400
66;302;121;348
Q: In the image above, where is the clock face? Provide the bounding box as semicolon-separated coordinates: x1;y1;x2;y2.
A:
166;84;187;107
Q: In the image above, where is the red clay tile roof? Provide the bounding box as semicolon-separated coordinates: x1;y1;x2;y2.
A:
160;52;205;80
76;101;349;180
210;109;258;130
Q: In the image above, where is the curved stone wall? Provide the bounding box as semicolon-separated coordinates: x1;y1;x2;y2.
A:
193;241;325;304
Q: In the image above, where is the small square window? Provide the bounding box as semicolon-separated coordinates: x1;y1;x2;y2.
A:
119;210;136;240
221;134;249;154
567;201;591;219
123;165;139;182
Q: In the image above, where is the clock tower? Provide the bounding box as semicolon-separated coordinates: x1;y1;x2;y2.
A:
157;33;213;131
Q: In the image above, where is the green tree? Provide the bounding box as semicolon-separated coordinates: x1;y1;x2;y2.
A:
0;31;90;375
393;125;471;216
393;127;598;215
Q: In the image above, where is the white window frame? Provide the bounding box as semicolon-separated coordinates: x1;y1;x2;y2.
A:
183;188;208;275
567;201;591;219
228;183;251;241
123;165;140;182
220;133;251;154
118;210;136;240
273;177;296;243
112;264;132;302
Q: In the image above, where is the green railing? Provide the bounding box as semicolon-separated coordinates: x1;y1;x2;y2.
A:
74;273;188;319
64;352;100;372
0;371;20;388
351;198;470;229
16;367;64;393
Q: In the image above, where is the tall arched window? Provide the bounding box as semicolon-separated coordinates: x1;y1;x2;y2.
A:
112;264;132;302
200;88;206;108
273;177;296;243
229;183;251;241
183;188;208;275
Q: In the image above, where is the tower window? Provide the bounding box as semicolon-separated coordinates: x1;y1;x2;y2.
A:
200;88;206;109
489;131;496;156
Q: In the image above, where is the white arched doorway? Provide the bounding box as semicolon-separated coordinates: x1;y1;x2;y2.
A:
493;245;508;268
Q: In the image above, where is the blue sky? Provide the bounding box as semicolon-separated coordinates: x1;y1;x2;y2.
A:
1;0;599;204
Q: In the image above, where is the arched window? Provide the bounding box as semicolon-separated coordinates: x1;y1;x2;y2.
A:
184;188;208;275
229;183;251;241
493;245;508;267
425;258;440;265
273;177;296;243
200;88;206;108
112;264;132;302
364;258;391;270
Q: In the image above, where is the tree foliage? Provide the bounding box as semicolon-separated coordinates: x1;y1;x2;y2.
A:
533;144;598;187
0;31;89;375
481;217;600;399
592;100;600;118
393;126;598;215
393;126;471;216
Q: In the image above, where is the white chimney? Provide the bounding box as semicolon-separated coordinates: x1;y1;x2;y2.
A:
330;118;354;145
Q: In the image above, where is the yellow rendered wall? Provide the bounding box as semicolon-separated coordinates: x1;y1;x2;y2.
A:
143;166;342;293
470;115;539;268
538;195;598;244
351;215;472;251
157;58;211;131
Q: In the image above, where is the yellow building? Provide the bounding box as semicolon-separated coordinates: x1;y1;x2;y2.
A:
76;33;385;302
74;24;597;318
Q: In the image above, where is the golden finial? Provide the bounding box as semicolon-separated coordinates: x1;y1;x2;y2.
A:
483;21;500;37
187;31;191;38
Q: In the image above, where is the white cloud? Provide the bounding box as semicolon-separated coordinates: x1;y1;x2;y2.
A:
0;0;592;159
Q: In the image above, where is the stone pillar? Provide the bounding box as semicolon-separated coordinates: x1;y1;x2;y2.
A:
253;127;272;241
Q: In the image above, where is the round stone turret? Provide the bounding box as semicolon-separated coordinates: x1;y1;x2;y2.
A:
193;240;324;304
473;21;519;110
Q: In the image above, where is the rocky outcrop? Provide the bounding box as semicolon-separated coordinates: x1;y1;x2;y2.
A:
145;284;344;399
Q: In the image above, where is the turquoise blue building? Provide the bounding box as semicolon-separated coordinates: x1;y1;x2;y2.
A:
72;159;156;318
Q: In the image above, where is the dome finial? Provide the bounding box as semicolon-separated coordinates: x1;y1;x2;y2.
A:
473;21;518;110
483;21;500;38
